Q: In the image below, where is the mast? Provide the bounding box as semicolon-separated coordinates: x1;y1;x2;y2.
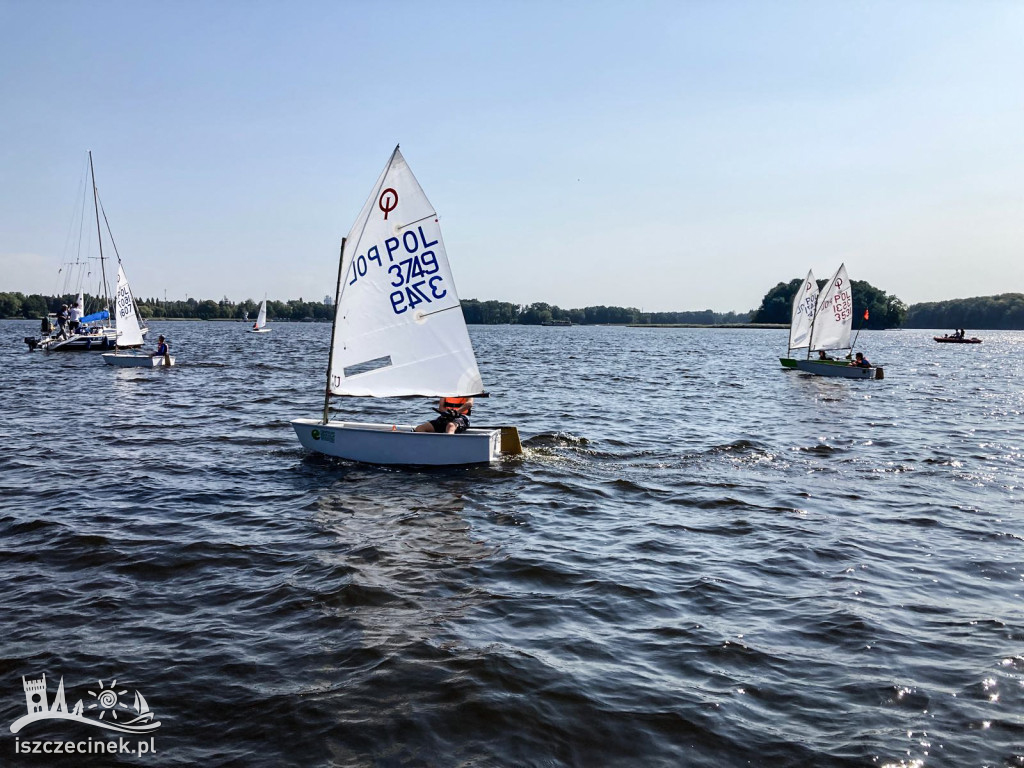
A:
322;237;346;424
88;151;111;321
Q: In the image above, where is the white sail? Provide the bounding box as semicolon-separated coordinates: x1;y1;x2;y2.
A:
788;270;818;350
328;147;484;398
809;263;853;352
255;299;267;329
113;264;144;348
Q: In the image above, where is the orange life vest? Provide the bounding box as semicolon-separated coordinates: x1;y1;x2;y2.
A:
441;396;472;415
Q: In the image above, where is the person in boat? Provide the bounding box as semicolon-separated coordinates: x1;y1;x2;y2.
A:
850;352;871;368
68;304;81;334
817;351;832;360
253;321;259;330
56;305;69;337
415;396;473;435
151;335;169;358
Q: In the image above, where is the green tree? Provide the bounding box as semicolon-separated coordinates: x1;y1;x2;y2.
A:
752;277;906;329
0;292;24;317
904;293;1024;329
22;294;48;318
195;299;220;319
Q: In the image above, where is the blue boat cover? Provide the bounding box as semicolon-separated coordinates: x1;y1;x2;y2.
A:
80;310;109;323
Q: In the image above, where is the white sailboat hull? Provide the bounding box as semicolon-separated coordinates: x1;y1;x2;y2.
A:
795;360;882;379
291;418;501;466
102;353;175;367
27;327;147;352
249;328;272;334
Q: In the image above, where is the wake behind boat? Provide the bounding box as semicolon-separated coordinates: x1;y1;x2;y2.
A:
291;146;521;466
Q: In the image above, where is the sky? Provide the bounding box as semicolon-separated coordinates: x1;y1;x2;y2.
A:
1;0;1022;312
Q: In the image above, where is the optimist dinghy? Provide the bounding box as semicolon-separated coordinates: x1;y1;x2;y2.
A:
794;263;883;380
102;265;174;367
780;269;819;368
291;146;521;465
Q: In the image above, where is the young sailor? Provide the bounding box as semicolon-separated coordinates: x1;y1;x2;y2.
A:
415;396;473;434
151;335;170;365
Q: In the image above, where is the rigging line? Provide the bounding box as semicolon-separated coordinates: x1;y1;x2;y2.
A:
88;151;111;314
97;195;123;264
415;304;462;320
59;156;90;295
396;212;437;231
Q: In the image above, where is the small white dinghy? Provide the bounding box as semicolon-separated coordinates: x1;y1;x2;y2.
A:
780;269;818;368
291;146;520;466
249;298;272;333
104;353;173;368
102;265;174;367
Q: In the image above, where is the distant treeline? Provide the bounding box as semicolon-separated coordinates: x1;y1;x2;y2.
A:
3;289;1023;329
903;294;1024;330
461;299;752;325
0;293;333;322
0;292;752;325
751;279;907;329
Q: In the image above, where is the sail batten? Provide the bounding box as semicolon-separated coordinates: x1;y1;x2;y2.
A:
327;148;484;398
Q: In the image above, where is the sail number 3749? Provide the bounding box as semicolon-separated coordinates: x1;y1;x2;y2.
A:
347;226;449;316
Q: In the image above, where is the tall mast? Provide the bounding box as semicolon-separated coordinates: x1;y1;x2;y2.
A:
805;301;816;360
322;237;346;424
88;151;111;319
806;278;823;360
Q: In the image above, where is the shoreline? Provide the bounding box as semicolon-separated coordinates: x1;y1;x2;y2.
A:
627;323;788;329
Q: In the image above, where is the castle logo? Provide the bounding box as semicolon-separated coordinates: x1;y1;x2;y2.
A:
10;674;161;735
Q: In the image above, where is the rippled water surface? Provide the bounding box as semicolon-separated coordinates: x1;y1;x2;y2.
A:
1;320;1022;767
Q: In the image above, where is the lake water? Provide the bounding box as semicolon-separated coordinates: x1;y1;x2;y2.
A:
1;320;1021;767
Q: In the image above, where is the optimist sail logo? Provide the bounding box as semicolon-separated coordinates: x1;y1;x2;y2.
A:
11;674;161;735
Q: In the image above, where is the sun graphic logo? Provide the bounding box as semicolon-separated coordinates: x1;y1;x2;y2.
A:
88;680;128;721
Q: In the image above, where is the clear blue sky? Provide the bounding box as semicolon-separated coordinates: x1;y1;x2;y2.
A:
2;0;1022;312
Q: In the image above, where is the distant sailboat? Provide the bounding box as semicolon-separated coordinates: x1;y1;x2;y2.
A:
25;152;146;352
795;264;882;379
291;146;521;465
102;265;174;367
250;298;272;333
780;269;819;368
